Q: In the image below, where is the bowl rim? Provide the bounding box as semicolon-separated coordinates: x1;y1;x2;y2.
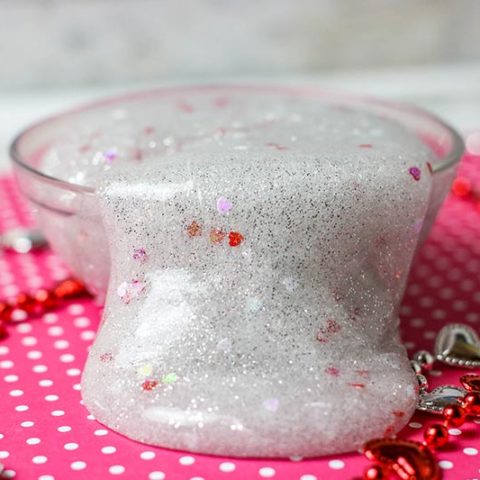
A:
9;84;465;194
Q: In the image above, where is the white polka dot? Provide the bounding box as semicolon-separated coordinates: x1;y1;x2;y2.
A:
11;309;27;322
463;447;478;455
51;410;65;417
407;284;422;295
432;309;446;320
219;462;236;472
466;312;479;323
9;389;24;397
439;460;453;469
21;336;37;347
15;405;29;412
423;330;436;340
0;346;9;355
4;375;18;383
21;421;34;427
32;365;48;373
328;460;345;470
2;469;15;478
28;277;45;288
47;326;64;337
3;285;19;296
94;429;109;436
419;297;434;308
16;323;32;334
66;368;81;376
109;465;125;475
259;467;276;478
39;475;55;480
453;299;468;311
54;340;69;350
140;451;156;460
0;451;10;459
73;383;81;391
27;351;42;360
68;304;84;315
57;426;71;433
45;394;59;402
38;379;53;387
60;354;75;363
64;443;79;451
0;360;14;369
448;428;462;436
439;287;454;300
26;438;41;445
149;473;165;480
429;370;443;377
32;455;48;464
300;476;317;480
179;456;195;466
43;313;58;324
80;330;95;341
189;477;204;480
87;414;95;420
409;421;422;429
73;316;90;328
101;446;116;454
410;318;425;328
71;461;87;471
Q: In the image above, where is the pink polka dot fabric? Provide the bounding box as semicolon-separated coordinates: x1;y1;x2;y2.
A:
1;151;480;480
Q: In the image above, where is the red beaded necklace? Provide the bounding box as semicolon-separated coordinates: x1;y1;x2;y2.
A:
360;353;480;480
0;278;90;340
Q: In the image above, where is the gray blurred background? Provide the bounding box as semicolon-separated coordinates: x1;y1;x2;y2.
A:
1;0;479;168
2;0;480;88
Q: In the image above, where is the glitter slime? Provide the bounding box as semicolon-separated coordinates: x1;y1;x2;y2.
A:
10;86;462;457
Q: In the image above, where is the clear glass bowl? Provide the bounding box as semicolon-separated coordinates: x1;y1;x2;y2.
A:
10;86;464;297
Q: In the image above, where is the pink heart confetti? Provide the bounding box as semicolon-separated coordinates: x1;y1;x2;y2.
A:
117;279;145;304
263;398;280;412
103;149;118;164
133;247;148;263
217;197;233;214
408;167;421;181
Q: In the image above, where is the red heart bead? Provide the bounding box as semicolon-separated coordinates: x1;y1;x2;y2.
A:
460;374;480;393
364;438;440;480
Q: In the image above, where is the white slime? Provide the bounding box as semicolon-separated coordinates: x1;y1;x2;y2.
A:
42;88;435;457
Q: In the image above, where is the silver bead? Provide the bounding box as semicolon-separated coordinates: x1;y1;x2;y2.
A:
416;373;429;392
410;359;422;374
413;350;435;371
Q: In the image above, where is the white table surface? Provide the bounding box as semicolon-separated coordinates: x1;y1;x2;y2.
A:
2;64;479;173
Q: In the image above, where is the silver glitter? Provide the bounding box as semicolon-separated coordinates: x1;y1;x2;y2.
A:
39;88;440;457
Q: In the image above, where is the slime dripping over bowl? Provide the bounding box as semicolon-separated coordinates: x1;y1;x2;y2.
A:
10;86;464;457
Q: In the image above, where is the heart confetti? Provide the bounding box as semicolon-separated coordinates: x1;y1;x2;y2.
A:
216;196;233;214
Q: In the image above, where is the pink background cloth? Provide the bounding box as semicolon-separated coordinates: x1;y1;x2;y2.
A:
0;151;479;480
